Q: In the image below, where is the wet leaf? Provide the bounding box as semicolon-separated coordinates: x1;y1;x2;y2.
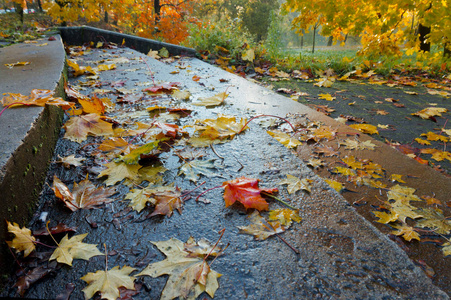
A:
6;221;36;257
238;211;285;240
412;107;448;120
442;242;451;256
324;178;344;193
373;210;399;224
339;139;376;150
349;124;379;135
192;92;228;107
98;162;142;186
268;209;302;227
137;238;221;300
1;89;74;109
81;266;136;300
117;140;162;165
56;155;85;168
267;130;302;149
318;93;335;101
15;266;53;296
279;174;312;193
416;208;451;234
222;177;278;211
149;186;183;217
63;113;113;143
52;175;116;211
390;224;420;241
50;233;103;266
179;159;220;182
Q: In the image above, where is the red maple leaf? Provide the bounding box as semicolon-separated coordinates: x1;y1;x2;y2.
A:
222;177;278;211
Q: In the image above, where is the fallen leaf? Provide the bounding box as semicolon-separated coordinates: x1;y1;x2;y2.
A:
372;211;399;224
15;266;53;296
149;186;183;217
6;221;36;257
279;174;312;193
172;89;191;101
56;155;85;168
324;178;344;193
267;130;302;148
412;107;448;120
117;140;161;165
64;113;113;143
416;208;451;234
50;233;103;266
98;162;142;186
179;159;220;182
52;175;116;211
391;224;420;241
222;177;278;211
1;89;74;110
339;139;376;150
242;48;255;62
318;93;336;101
192;92;228;107
442;242;451;256
268;209;302;226
5;61;30;68
137;238;221;300
238;211;285;240
349;124;379;135
81;266;136;300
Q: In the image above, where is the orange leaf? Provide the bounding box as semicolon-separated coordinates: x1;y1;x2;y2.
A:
63;113;113;143
222;177;278;211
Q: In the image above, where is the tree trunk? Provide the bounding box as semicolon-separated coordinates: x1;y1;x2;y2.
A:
312;25;317;53
444;43;451;58
104;9;108;23
418;23;431;52
327;36;333;46
154;0;161;23
36;0;42;12
343;34;348;44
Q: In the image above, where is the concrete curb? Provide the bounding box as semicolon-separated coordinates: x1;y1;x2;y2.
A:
0;35;66;284
58;26;197;57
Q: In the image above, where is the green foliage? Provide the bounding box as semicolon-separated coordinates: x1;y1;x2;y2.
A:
186;19;254;59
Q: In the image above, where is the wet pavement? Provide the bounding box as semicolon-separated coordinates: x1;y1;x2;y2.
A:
1;39;450;299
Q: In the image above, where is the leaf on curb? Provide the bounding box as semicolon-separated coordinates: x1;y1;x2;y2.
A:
268;209;302;227
238;211;285;240
222;177;278;211
349;124;379;135
279;174;312;193
192;92;228;107
81;266;136;300
267;130;302;149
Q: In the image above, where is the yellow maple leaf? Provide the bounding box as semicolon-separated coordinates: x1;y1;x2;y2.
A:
50;233;103;266
324;178;344;193
137;238;222;299
268;209;302;226
420;132;449;142
192;92;228;107
6;221;36;257
279;174;312;193
391;224;421;241
414;138;431;145
267;130;302;149
349;124;379;135
412;107;448;119
98;162;142;186
372;211;399;224
82;266;136;300
242;48;255;62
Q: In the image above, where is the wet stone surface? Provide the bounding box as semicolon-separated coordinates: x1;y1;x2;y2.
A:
1;46;448;299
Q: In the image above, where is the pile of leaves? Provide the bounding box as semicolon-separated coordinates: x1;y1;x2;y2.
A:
2;43;309;299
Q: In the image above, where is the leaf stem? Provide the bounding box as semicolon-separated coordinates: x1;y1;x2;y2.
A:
195;185;223;202
181;181;206;198
275;233;300;254
261;192;298;210
238;114;296;134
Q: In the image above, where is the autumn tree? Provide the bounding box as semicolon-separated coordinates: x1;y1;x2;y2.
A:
282;0;451;57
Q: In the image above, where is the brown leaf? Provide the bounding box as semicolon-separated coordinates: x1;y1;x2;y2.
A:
149;186;183;217
63;113;114;143
15;266;54;296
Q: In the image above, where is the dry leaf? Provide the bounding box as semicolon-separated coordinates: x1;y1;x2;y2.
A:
192;92;228;107
64;113;113;143
267;130;302;148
